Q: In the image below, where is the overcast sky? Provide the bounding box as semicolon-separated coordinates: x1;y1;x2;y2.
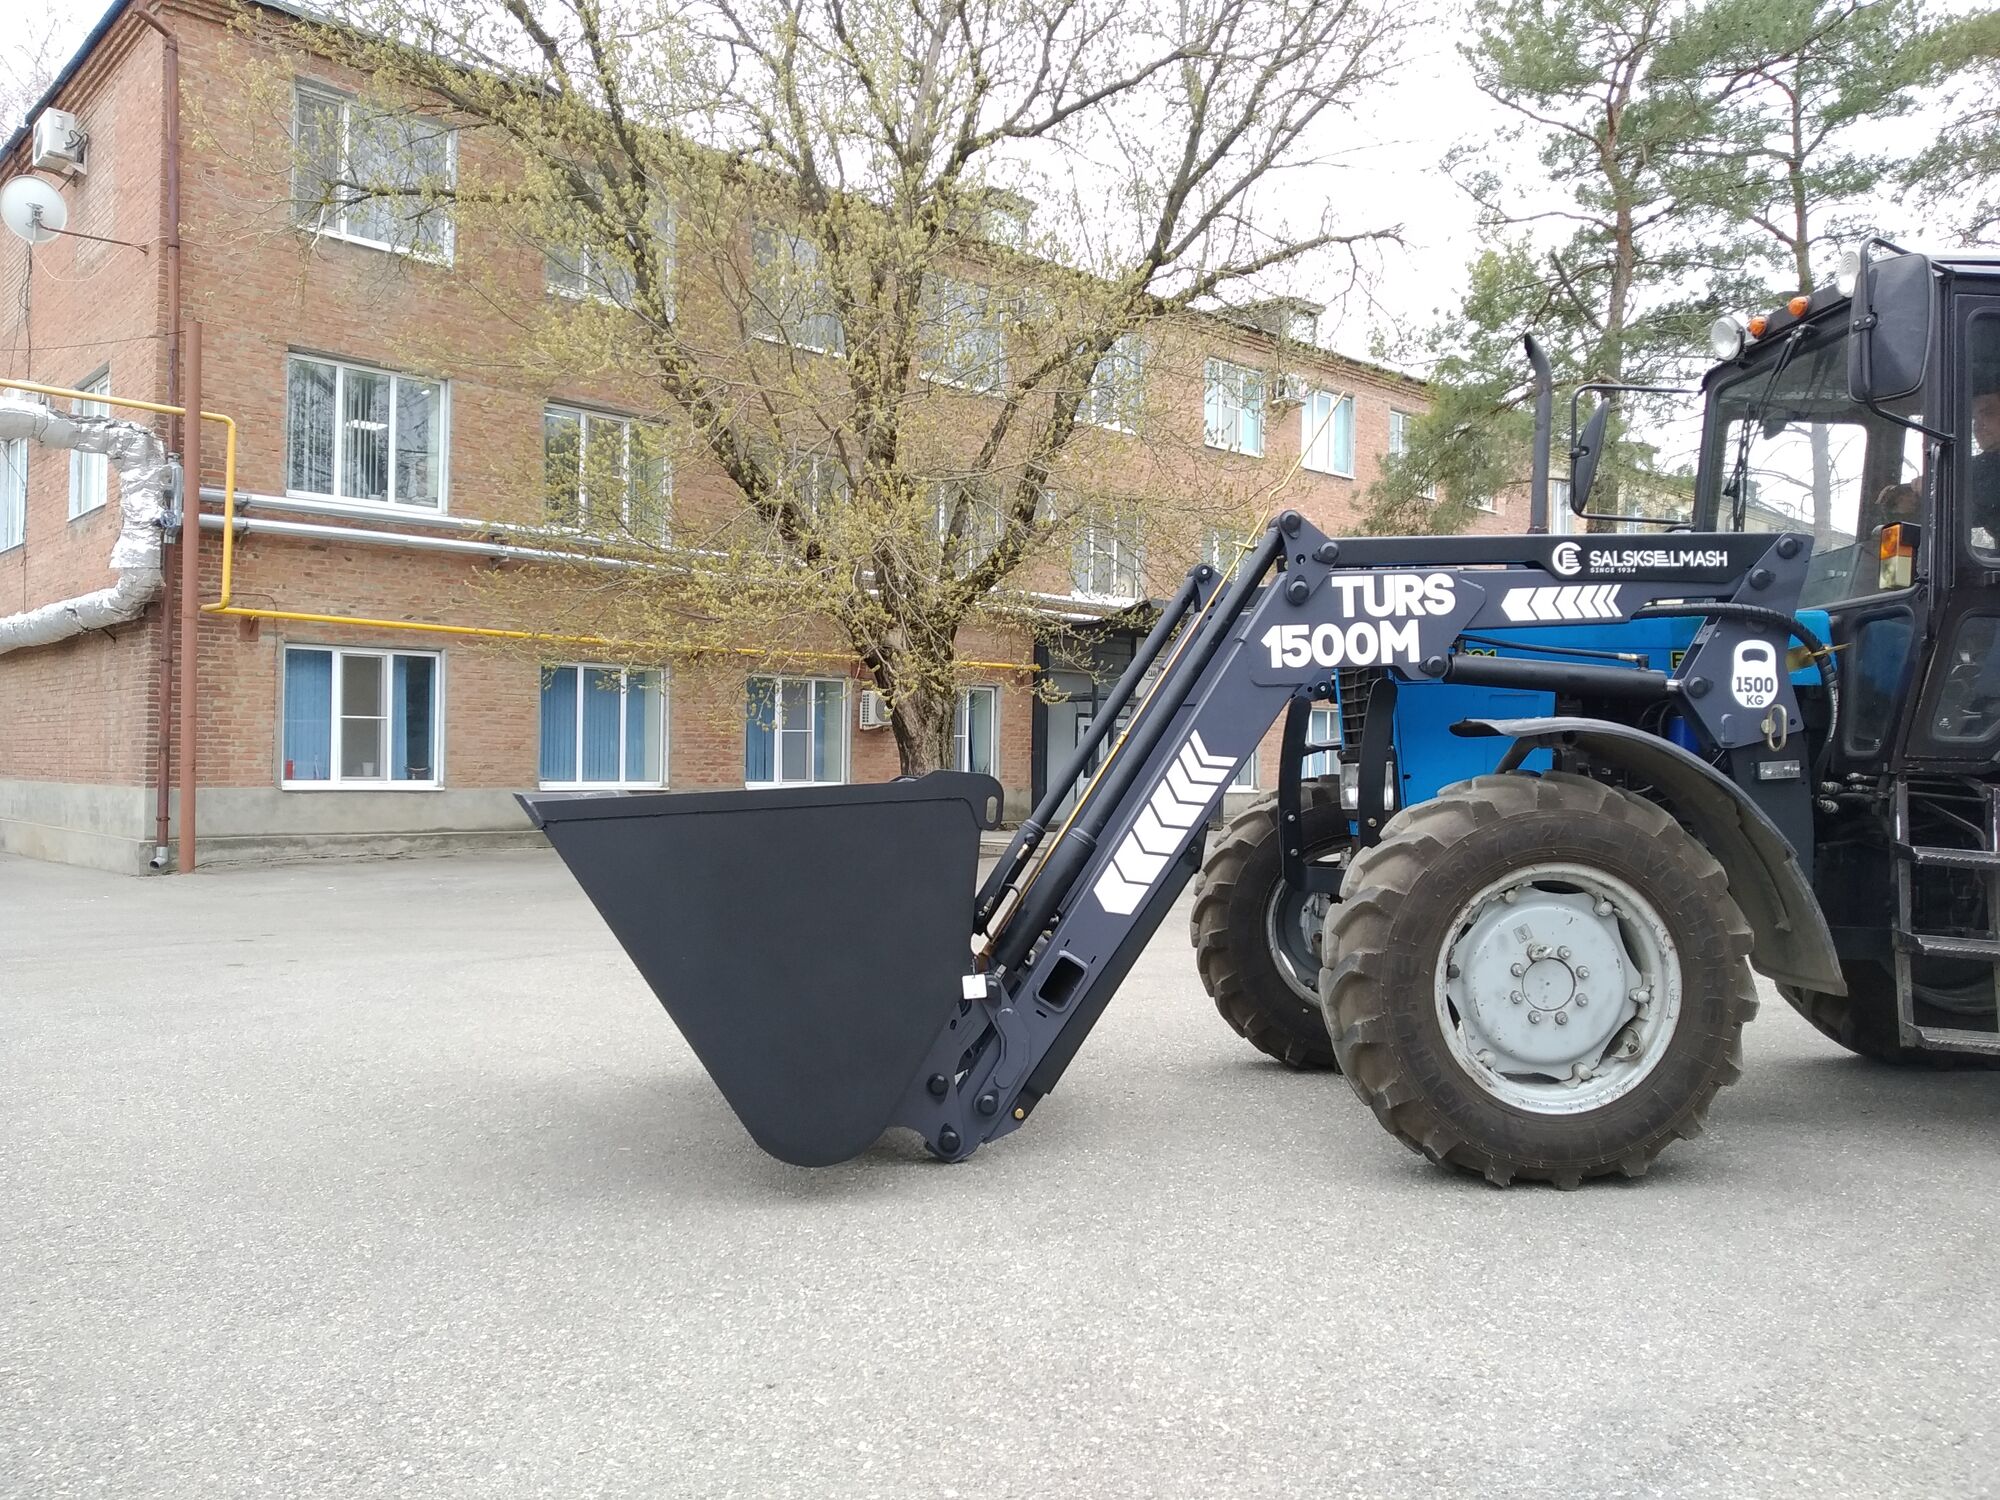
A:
10;0;1524;372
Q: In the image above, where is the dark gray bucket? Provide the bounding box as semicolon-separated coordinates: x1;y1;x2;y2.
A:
521;773;1002;1165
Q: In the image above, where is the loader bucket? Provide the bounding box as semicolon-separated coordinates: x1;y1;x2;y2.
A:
520;773;1003;1166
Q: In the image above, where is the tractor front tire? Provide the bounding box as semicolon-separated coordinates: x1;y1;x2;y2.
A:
1322;773;1759;1187
1191;783;1350;1070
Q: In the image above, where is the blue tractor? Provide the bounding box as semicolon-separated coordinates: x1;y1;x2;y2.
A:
1193;240;2000;1182
528;241;1999;1183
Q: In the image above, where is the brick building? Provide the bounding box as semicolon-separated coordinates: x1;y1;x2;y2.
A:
0;0;1523;873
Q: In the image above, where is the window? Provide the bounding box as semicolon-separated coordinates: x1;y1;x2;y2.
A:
287;354;446;510
1302;391;1355;477
1203;359;1265;456
69;372;109;518
1302;705;1339;778
1232;753;1258;790
293;81;455;260
1389;407;1436;499
539;665;666;787
0;437;25;551
745;676;848;786
1200;525;1253;576
1549;477;1573;533
1082;334;1144;431
282;646;440;787
547;196;676;315
955;685;997;775
543;406;670;540
1072;507;1144;599
749;226;845;355
919;276;1005;391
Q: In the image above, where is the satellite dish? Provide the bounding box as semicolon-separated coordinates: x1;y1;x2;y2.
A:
1;176;68;246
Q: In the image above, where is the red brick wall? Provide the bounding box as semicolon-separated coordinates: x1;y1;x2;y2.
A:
0;1;1520;855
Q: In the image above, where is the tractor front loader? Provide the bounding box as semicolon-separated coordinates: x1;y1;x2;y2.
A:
527;241;1999;1184
525;502;1836;1182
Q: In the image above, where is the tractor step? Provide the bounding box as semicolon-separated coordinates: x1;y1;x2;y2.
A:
1910;1024;2000;1055
1895;842;2000;871
1898;932;2000;960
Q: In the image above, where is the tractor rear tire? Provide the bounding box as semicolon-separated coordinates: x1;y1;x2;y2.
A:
1780;967;2000;1069
1322;772;1759;1187
1190;783;1350;1070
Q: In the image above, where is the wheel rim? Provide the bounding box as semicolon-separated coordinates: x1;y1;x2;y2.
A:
1263;843;1347;1002
1433;862;1682;1115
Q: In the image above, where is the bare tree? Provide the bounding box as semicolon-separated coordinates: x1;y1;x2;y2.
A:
0;11;74;134
246;0;1404;772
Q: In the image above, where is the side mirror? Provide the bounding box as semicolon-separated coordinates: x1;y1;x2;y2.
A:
1848;244;1933;406
1569;402;1609;515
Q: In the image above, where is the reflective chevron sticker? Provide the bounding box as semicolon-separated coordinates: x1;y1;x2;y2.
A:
1499;583;1623;623
1092;731;1237;915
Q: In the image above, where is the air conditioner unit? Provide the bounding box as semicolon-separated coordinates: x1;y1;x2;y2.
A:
857;689;892;730
31;110;87;175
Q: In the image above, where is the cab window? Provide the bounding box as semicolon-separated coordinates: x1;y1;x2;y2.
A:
1704;323;1925;606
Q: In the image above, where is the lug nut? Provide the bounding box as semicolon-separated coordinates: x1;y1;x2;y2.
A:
1510;963;1526;977
1554;1012;1569;1026
1510;991;1523;1004
1575;994;1589;1007
1528;1011;1543;1025
1557;946;1572;960
1595;899;1613;916
1575;966;1589;979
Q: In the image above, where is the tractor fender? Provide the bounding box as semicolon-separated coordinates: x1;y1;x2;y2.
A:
1452;716;1845;996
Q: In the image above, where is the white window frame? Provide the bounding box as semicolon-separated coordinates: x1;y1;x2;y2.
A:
954;684;999;776
1301;390;1355;478
919;275;1006;392
1082;334;1144;432
1232;752;1258;790
538;664;669;790
1;436;26;551
293;80;457;263
286;353;450;513
1203;358;1265;457
745;675;850;788
749;226;846;356
1302;705;1340;778
1389;407;1437;500
280;645;443;791
547;197;676;317
1072;510;1144;601
69;371;109;519
543;404;671;541
1199;525;1252;576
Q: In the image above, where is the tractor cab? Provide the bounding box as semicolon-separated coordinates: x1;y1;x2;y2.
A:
1689;244;2000;1057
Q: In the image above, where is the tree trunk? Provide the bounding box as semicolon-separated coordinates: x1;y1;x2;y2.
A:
887;679;958;776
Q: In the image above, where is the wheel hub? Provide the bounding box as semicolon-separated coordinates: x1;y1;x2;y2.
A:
1453;890;1630;1073
1436;863;1681;1115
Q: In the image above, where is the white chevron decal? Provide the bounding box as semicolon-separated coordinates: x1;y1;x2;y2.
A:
1093;730;1240;915
1500;583;1623;623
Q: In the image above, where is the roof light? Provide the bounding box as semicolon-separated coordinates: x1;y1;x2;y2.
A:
1835;247;1861;297
1708;316;1746;361
1748;314;1768;338
1787;294;1810;317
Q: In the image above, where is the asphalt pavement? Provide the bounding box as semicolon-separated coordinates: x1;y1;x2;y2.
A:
3;849;1998;1499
